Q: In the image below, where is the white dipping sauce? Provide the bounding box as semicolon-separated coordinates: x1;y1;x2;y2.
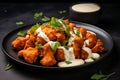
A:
82;47;92;58
85;58;94;63
92;53;100;59
72;3;100;13
58;59;84;67
36;27;50;42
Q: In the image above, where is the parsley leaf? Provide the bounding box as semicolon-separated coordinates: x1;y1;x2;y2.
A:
5;63;13;71
35;42;42;49
34;12;43;20
65;61;72;64
17;31;26;36
29;23;40;34
16;21;24;26
41;16;50;22
91;71;115;80
51;41;61;51
58;10;67;14
75;30;80;37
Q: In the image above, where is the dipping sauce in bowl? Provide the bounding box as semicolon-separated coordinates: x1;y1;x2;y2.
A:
69;3;101;24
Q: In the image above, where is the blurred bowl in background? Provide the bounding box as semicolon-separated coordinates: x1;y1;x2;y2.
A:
69;2;101;24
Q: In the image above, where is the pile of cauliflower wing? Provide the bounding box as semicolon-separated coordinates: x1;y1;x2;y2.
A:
11;17;105;67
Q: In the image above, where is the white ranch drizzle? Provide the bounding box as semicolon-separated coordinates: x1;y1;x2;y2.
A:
58;46;85;67
82;47;92;58
92;53;100;59
85;58;94;63
58;46;75;61
36;27;50;42
83;40;89;47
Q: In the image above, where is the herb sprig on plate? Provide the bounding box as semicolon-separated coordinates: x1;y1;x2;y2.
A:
91;71;115;80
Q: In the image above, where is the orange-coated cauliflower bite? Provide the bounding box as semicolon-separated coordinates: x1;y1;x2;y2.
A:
40;43;56;67
11;37;26;50
18;47;39;64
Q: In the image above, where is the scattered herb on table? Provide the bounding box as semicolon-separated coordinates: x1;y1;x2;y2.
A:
5;63;13;71
58;10;67;14
34;12;43;20
16;21;24;26
91;71;115;80
17;31;26;37
41;16;50;22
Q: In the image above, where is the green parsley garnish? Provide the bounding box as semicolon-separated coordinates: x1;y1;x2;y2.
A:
51;41;61;51
17;31;26;36
75;30;80;37
91;71;115;80
5;63;13;71
58;10;67;14
63;40;68;45
29;23;40;34
65;61;72;64
50;17;70;36
41;16;50;22
34;12;43;20
35;42;42;49
64;46;69;50
16;21;24;26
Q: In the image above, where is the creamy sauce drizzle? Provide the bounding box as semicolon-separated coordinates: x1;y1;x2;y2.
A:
82;47;92;58
58;47;75;61
36;27;50;42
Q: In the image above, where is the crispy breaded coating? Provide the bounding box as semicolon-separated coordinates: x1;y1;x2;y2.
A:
36;36;46;45
56;48;65;61
24;34;36;49
41;26;57;41
55;32;66;45
92;39;105;53
18;47;39;64
73;37;84;58
79;27;87;39
86;31;97;48
40;43;56;66
11;37;26;50
81;49;89;59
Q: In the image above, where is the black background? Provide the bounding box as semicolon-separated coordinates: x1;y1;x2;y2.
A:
0;1;120;80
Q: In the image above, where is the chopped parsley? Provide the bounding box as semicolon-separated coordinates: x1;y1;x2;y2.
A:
35;42;42;49
41;16;50;22
5;63;13;71
17;31;26;36
51;41;61;51
34;12;43;20
75;30;81;37
16;21;24;26
50;17;70;36
64;46;69;50
58;10;67;14
65;61;72;64
29;23;40;34
91;71;115;80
